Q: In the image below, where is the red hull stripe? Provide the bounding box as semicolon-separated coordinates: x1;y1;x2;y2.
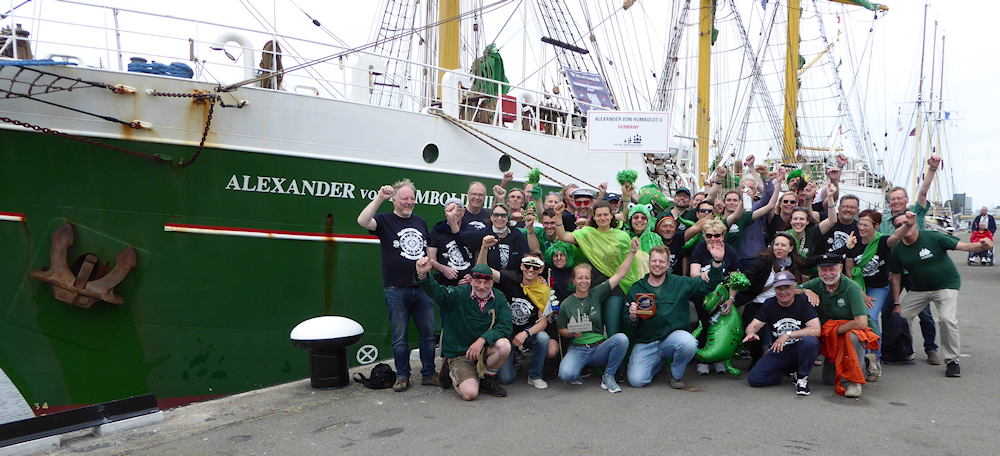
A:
0;211;26;222
164;223;379;243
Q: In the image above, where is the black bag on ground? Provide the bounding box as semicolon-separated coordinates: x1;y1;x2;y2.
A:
881;311;915;363
353;363;396;389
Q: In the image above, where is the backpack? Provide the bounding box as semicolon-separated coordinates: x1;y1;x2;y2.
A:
353;363;396;389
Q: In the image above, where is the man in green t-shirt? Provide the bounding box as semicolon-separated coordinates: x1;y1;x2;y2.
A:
879;153;941;364
800;253;880;398
888;213;993;378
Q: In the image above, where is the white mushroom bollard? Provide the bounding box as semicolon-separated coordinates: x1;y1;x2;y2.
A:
290;316;364;389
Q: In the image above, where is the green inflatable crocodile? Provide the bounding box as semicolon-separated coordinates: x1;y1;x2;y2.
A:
691;272;751;377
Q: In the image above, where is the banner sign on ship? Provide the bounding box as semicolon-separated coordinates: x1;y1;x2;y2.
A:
587;112;670;152
564;68;615;114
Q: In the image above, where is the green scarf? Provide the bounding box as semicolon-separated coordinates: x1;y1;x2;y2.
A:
850;233;883;293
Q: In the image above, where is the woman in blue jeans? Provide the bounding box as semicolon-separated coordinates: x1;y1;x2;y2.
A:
845;209;914;361
556;238;638;393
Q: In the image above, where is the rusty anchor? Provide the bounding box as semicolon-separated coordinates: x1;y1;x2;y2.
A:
30;222;137;308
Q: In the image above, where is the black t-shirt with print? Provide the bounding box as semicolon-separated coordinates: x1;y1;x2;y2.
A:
428;222;475;287
497;270;540;335
822;219;860;256
756;294;819;346
371;212;429;288
851;235;892;289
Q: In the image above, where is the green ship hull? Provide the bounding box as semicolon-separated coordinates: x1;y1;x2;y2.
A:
0;128;490;413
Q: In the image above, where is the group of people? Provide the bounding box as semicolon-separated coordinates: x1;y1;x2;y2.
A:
358;152;993;401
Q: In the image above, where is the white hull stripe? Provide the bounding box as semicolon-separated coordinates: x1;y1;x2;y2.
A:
0;212;26;222
164;223;379;244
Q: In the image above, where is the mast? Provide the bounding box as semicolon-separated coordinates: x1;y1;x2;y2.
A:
782;0;800;164
696;0;713;184
934;34;946;202
926;19;938;192
911;3;929;198
438;0;460;95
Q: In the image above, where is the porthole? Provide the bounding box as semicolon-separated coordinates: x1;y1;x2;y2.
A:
422;143;439;163
498;154;511;172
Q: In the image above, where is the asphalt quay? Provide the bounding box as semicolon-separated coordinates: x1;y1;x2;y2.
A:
46;235;999;455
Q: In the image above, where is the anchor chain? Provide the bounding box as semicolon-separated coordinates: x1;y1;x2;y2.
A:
0;116;170;163
0;91;225;166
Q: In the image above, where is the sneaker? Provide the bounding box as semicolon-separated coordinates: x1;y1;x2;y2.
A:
600;375;622;393
422;372;439;386
568;378;585;385
696;363;710;376
883;354;916;365
795;376;811;396
669;375;685;389
844;382;862;398
926;352;942;365
714;362;727;374
580;366;593;378
438;361;452;389
790;372;799;385
526;377;549;389
392;378;410;392
945;361;961;378
865;354;881;382
478;375;507;397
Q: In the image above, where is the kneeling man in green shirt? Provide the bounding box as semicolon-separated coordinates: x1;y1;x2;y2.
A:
416;260;512;400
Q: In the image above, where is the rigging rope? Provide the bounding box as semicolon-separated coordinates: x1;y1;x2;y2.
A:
218;0;509;92
430;108;601;189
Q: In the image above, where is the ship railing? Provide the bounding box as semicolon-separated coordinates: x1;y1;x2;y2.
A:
8;0;599;140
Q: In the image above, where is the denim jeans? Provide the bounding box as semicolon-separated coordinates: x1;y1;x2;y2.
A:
497;330;551;384
866;285;890;361
626;330;697;387
384;286;437;379
747;335;819;387
558;333;629;383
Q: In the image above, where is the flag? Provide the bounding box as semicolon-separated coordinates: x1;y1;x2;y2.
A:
896;107;902;131
945;111;951;120
908;128;916;136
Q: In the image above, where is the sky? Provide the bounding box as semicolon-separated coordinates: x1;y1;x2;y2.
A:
18;0;1000;209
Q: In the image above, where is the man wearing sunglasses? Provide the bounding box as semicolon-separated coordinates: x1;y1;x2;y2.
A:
482;253;560;389
415;260;512;400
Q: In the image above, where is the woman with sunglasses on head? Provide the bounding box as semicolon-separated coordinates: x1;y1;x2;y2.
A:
688;218;740;374
552;199;637;337
733;231;809;368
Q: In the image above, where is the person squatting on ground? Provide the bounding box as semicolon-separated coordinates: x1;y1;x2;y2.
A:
479;247;559;389
556;238;639;393
415;261;512;400
553;200;639;338
357;179;438;392
624;243;728;389
744;271;821;396
799;253;881;398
